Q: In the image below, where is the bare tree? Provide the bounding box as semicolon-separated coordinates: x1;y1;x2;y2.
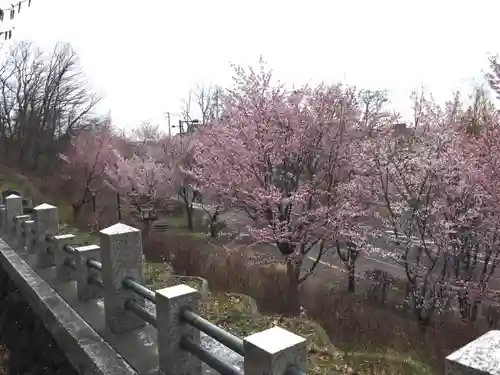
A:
194;84;223;124
0;41;100;172
358;89;393;133
175;84;227;233
179;84;224;132
132;121;163;145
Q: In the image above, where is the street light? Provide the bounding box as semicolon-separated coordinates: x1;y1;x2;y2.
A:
139;205;155;221
90;189;97;213
140;205;157;242
172;119;200;135
116;192;122;221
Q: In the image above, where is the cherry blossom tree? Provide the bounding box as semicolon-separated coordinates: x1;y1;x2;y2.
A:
60;127;114;224
159;134;201;230
366;90;500;330
459;107;500;321
163;134;229;237
105;151;173;216
190;61;374;310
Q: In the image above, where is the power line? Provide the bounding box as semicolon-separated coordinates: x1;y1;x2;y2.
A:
0;0;31;20
0;0;34;40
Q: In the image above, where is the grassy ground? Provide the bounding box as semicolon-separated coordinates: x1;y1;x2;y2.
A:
0;168;436;375
143;262;434;375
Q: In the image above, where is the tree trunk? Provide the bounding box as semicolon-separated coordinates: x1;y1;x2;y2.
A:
284;259;301;315
417;316;429;335
210;224;218;238
347;265;355;293
209;210;220;238
470;299;480;322
143;220;152;243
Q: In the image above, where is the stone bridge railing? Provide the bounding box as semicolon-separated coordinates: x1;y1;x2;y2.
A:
0;193;306;375
0;193;499;375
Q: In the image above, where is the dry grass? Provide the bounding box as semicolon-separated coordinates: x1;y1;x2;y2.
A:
143;259;434;375
301;280;483;374
150;232;438;375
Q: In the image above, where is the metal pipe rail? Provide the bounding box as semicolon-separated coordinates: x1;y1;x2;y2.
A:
180;308;244;356
284;367;307;375
88;275;105;289
87;258;102;271
124;299;157;327
64;243;89;254
180;336;242;375
122;277;156;303
64;244;76;253
65;259;77;271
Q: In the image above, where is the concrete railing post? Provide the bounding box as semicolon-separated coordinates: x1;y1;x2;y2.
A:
0;204;5;234
155;284;202;375
100;223;145;334
32;203;59;268
445;330;500;375
74;244;103;301
23;220;35;253
0;191;4;233
243;326;308;375
53;234;77;282
4;195;23;240
15;214;32;249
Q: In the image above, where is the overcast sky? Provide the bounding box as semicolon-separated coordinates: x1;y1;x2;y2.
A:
2;0;498;132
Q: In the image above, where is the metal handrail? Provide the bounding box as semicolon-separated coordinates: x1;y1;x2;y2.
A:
87;258;102;271
88;275;104;289
180;336;242;375
64;259;77;271
180;309;244;356
122;277;155;303
64;244;76;253
124;299;157;327
284;367;307;375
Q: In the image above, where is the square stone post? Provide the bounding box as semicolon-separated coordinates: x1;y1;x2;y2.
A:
32;203;59;268
243;326;307;375
4;195;23;239
155;284;202;375
53;234;77;282
24;220;35;253
0;204;5;233
100;223;145;334
75;244;104;301
15;214;32;249
0;192;3;232
446;330;500;375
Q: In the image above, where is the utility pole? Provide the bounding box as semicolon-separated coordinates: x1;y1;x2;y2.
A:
165;112;171;137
